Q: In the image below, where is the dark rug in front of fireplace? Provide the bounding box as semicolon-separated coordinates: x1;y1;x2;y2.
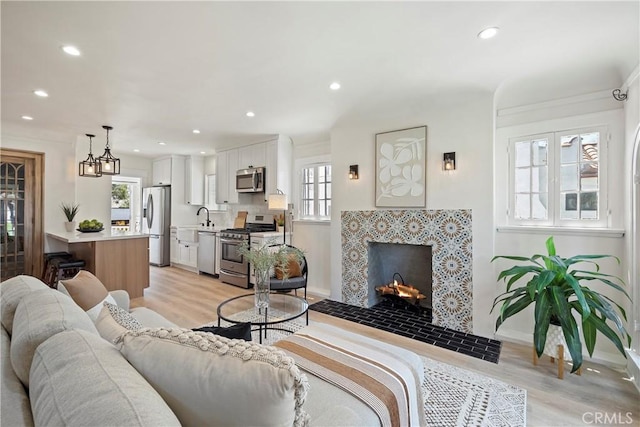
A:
309;299;502;363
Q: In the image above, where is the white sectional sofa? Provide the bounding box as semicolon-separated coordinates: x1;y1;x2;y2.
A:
1;274;426;426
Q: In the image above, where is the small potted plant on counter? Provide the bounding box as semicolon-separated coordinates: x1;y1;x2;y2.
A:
491;236;631;376
60;202;80;232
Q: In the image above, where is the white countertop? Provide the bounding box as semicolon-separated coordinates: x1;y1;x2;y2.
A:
250;231;287;238
171;225;224;232
46;230;149;244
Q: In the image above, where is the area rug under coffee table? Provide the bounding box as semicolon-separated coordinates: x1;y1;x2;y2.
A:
216;312;526;427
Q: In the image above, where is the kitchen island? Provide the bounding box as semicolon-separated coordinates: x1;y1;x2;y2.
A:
46;230;149;298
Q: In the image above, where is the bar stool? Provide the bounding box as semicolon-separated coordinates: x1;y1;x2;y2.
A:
42;252;73;283
42;253;85;288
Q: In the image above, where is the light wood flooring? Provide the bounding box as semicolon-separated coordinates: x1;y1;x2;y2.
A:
132;266;640;426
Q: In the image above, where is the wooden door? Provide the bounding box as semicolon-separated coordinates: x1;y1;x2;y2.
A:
0;149;44;280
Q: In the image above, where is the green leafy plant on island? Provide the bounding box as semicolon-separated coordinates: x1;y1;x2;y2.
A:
60;202;80;222
491;236;631;372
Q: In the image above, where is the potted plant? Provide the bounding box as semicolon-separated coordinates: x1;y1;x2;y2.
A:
60;202;80;232
491;236;631;373
238;239;303;309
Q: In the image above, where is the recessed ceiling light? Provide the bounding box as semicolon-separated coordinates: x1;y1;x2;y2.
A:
158;142;166;146
329;82;341;90
192;129;201;134
200;151;206;155
21;115;33;120
246;111;255;118
478;27;499;39
33;89;48;97
62;45;81;56
133;149;140;152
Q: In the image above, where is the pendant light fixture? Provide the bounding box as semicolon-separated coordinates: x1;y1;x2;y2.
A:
97;125;120;175
78;133;102;177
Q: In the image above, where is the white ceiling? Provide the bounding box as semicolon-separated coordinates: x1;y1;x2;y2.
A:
2;1;638;158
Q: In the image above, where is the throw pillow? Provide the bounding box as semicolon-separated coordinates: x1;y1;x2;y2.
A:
59;270;108;311
95;302;142;345
192;322;252;341
275;254;302;280
119;328;309;427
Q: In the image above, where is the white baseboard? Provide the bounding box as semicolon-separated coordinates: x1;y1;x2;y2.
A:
495;328;628;371
624;349;640;393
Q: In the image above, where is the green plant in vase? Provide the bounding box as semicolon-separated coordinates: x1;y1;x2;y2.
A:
491;236;631;373
60;202;80;232
238;239;303;309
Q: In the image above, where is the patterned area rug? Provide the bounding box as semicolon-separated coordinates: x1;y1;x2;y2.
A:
217;311;526;427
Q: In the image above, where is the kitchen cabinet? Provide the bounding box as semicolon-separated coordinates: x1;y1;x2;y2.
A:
170;227;179;264
204;174;226;211
185;155;204;205
178;242;198;268
152;157;172;185
264;135;293;201
215;148;238;204
238;143;266;170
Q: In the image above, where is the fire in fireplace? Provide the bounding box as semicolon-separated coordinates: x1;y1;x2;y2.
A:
375;273;428;306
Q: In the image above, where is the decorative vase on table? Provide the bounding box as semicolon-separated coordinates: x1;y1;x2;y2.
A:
64;221;75;232
254;268;271;309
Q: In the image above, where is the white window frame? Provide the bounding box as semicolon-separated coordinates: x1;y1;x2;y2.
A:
295;156;332;221
508;126;609;228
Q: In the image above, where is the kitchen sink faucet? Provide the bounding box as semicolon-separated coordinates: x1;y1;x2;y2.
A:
197;206;212;227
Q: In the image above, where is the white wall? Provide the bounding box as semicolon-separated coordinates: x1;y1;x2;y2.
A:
291;140;333;297
1;135;76;242
328;91;496;337
493;92;629;366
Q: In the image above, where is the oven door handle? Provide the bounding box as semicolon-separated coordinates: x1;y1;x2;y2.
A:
220;238;243;244
220;269;248;278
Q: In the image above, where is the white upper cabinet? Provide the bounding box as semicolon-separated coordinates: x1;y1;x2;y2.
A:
215;148;239;204
265;135;293;201
152;157;172;185
185;155;204;205
238;143;266;169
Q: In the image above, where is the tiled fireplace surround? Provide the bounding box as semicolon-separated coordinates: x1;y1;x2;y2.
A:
341;209;472;334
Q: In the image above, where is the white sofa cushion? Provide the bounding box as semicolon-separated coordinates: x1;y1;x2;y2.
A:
95;303;143;345
129;307;178;328
10;289;98;386
1;325;33;427
30;329;180;427
0;275;49;334
119;327;310;427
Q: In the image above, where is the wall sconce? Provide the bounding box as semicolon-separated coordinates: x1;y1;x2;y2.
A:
443;152;456;171
349;164;359;180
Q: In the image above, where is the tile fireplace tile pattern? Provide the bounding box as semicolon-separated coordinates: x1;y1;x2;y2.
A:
310;299;501;363
341;209;473;333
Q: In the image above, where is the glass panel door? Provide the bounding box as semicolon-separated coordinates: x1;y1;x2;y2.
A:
1;159;26;280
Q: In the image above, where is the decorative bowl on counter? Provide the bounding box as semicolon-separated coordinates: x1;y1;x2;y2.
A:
78;219;104;233
77;227;104;233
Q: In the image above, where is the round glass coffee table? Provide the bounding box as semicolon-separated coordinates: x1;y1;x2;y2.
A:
217;293;309;344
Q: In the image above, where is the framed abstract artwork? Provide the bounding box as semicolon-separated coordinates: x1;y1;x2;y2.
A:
375;126;427;207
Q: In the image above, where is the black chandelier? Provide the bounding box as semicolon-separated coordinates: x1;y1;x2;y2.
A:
96;125;120;175
78;133;102;177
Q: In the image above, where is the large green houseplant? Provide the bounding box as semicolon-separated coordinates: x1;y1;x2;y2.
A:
491;236;631;372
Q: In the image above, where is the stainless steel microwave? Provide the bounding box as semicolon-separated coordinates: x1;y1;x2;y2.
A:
236;167;265;193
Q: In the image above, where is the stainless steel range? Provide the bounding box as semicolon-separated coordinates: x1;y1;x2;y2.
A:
219;214;276;288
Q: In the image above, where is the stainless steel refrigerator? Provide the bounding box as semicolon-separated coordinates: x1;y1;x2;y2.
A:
142;186;171;266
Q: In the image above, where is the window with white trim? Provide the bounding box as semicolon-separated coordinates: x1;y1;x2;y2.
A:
510;126;608;227
300;163;331;219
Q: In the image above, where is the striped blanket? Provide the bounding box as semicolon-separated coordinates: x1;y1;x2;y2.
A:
275;324;426;427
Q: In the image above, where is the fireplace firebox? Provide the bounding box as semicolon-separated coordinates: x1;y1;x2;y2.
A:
367;242;432;309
